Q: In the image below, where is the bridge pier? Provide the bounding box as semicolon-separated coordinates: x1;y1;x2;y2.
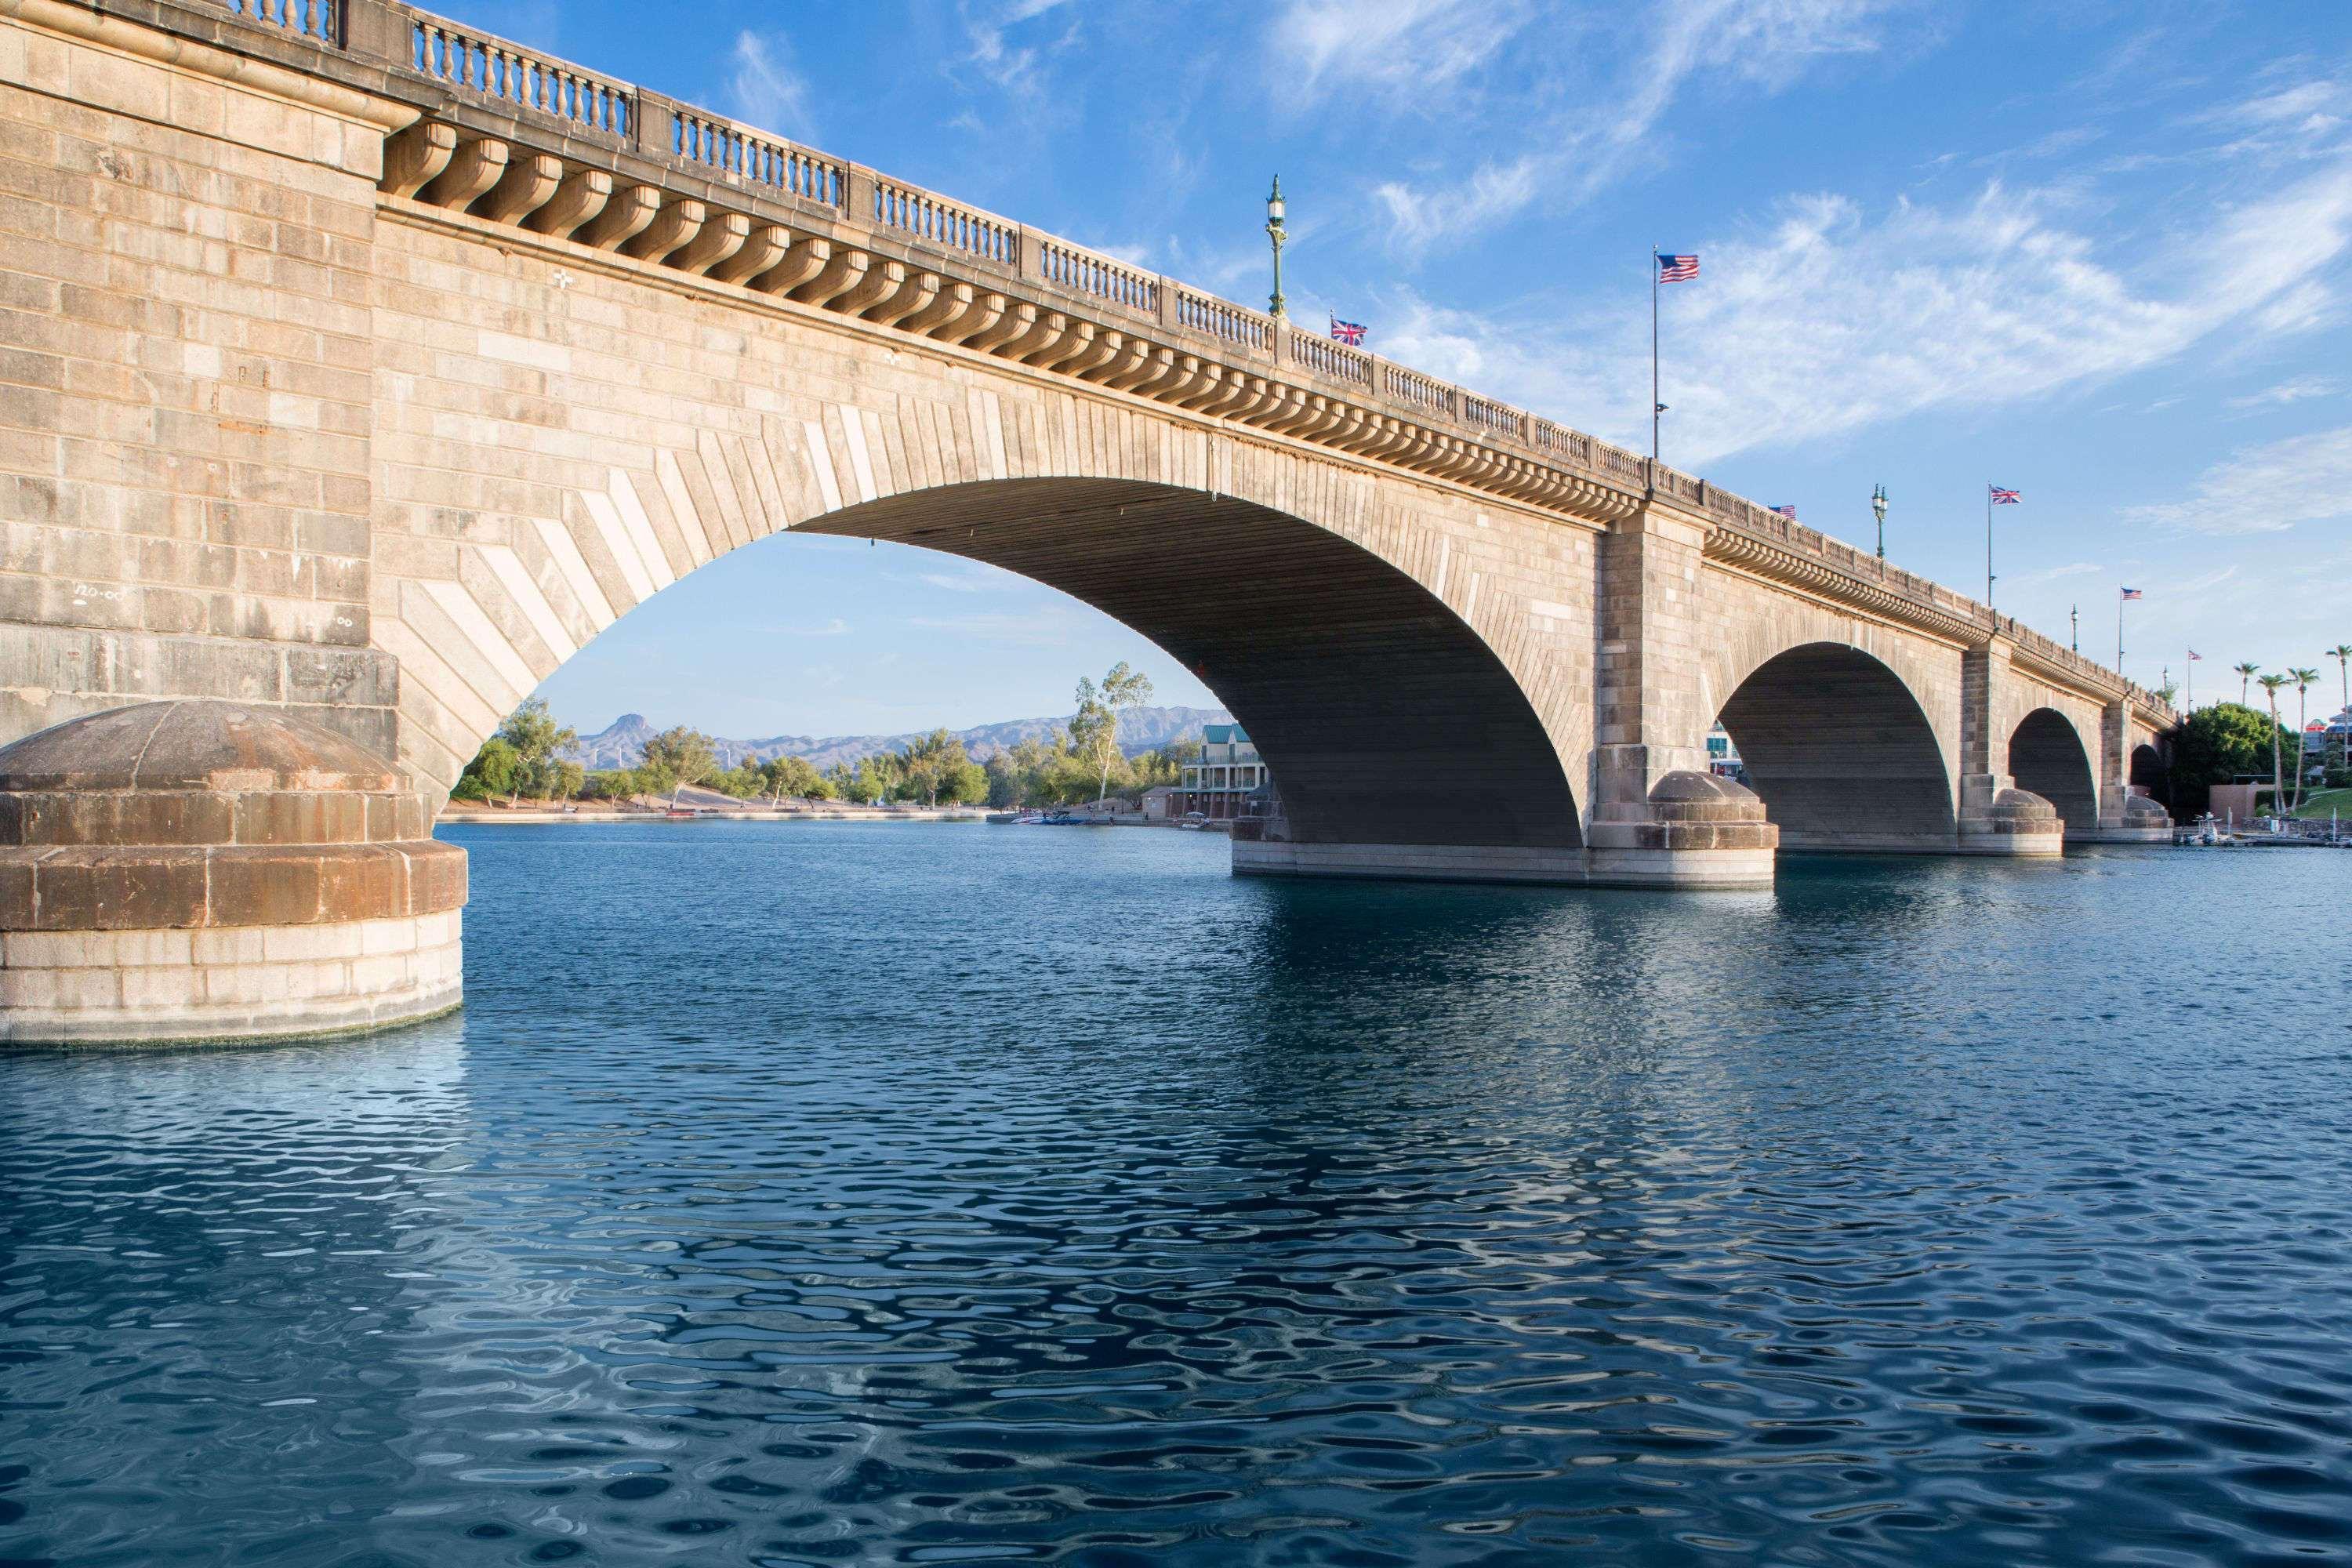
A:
2086;701;2176;843
1585;501;1779;889
0;703;466;1046
1955;644;2063;857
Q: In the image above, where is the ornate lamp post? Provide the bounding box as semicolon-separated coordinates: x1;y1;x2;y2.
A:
1871;482;1888;560
1265;176;1287;320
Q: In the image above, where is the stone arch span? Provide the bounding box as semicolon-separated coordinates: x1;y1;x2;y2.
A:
411;475;1586;854
1715;642;1958;851
2009;707;2100;832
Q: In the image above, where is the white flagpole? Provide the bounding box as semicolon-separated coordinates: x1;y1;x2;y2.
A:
1985;486;1994;607
1651;245;1660;466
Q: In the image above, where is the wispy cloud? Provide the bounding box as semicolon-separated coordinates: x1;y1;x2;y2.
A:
783;618;851;637
728;30;817;140
955;0;1080;100
1270;0;1533;103
2227;376;2340;411
909;612;1070;646
1368;0;1911;255
2122;425;2352;536
1377;152;2352;463
911;563;1021;594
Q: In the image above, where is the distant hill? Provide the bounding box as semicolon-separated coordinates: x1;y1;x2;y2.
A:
564;706;1232;773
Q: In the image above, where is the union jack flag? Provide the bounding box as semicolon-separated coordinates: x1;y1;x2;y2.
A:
1988;485;2021;504
2120;587;2143;601
1771;504;1797;519
1656;252;1699;283
1329;316;1366;345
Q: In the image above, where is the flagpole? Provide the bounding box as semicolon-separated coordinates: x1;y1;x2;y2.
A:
2187;652;2194;709
1985;487;1994;607
2116;588;2125;675
1650;245;1660;466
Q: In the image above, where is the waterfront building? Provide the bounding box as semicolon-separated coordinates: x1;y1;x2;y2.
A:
1707;721;1745;780
1179;724;1272;821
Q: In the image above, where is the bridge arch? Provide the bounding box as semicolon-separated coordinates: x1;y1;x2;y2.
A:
2008;707;2100;832
1715;642;1958;851
406;472;1587;853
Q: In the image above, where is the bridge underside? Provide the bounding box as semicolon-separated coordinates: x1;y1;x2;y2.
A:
805;480;1584;854
1719;644;1960;854
2010;709;2100;833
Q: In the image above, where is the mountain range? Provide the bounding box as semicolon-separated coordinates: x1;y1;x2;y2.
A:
562;706;1232;773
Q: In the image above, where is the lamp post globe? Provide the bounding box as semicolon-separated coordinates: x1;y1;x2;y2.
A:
1871;482;1888;560
1265;176;1287;319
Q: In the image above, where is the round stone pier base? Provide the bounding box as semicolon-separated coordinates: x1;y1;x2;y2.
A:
1957;786;2065;858
0;702;466;1046
1584;771;1779;891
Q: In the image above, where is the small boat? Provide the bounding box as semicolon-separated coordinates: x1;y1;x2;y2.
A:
1177;811;1210;831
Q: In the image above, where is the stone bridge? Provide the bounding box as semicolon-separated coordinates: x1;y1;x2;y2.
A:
0;0;2176;1043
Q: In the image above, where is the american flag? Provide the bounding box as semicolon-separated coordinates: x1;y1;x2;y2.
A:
1988;485;2021;504
2188;649;2202;660
2120;587;2143;601
1771;504;1797;520
1656;252;1699;283
1329;316;1366;345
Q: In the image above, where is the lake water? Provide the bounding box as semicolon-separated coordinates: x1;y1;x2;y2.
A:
3;823;2349;1566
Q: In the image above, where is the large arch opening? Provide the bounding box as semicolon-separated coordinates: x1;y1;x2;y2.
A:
459;477;1582;852
1716;643;1954;851
791;479;1582;851
2009;708;2099;832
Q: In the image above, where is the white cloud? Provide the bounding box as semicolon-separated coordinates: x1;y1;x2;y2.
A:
1375;155;2352;463
2122;426;2352;537
784;618;851;637
1370;0;1908;253
1270;0;1532;102
908;612;1069;646
956;0;1080;100
2227;376;2340;411
728;31;816;140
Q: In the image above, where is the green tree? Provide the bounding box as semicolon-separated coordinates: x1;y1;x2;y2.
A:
1069;661;1152;806
451;736;519;803
759;754;829;803
2331;644;2352;713
2256;675;2291;813
941;757;989;805
495;698;577;808
641;726;717;808
2234;660;2259;704
2167;702;2299;819
2289;666;2322;809
545;759;585;804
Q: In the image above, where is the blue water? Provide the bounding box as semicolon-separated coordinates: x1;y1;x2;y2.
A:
4;823;2350;1566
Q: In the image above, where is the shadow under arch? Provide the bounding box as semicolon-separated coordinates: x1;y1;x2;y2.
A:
745;477;1587;851
2009;707;2099;832
1716;642;1954;851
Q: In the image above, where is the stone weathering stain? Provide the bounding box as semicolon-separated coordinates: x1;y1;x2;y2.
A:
0;0;2172;1042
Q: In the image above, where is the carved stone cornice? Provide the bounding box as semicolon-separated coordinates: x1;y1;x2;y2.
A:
1701;523;1991;648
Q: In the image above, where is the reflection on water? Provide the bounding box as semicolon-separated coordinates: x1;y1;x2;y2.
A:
3;825;2349;1566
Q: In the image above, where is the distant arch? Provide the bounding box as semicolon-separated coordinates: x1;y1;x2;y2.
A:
1718;642;1955;851
2009;707;2100;832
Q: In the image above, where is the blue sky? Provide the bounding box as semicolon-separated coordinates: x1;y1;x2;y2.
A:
493;0;2352;736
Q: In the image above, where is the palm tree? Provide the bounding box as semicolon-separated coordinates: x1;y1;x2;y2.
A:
2290;667;2321;809
2331;644;2352;713
2258;673;2291;818
2234;660;2259;705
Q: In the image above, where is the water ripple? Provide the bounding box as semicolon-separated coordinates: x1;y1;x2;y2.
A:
2;826;2348;1565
